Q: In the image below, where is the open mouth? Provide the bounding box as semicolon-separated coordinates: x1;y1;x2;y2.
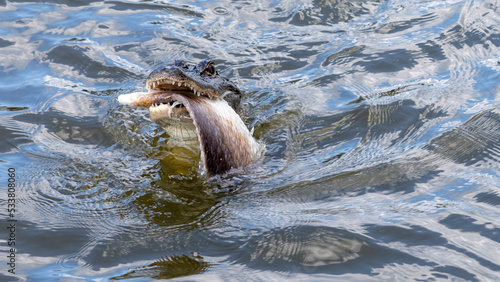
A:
146;86;196;121
146;77;212;98
145;75;219;122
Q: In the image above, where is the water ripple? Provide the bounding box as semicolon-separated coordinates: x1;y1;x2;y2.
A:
1;0;500;281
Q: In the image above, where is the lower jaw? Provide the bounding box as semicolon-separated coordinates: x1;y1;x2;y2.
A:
148;105;198;140
158;118;198;140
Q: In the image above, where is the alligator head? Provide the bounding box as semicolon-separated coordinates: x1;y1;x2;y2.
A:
147;60;242;104
118;60;262;177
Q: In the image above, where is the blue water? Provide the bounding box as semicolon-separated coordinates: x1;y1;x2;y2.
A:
0;0;499;281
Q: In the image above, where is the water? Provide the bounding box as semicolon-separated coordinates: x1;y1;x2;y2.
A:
0;0;499;280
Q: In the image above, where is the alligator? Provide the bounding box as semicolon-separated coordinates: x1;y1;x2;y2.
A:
118;60;262;177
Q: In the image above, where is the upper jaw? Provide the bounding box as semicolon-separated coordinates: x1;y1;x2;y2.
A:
146;77;211;98
145;61;241;101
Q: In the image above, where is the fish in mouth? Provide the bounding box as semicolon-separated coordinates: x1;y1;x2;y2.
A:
118;60;262;177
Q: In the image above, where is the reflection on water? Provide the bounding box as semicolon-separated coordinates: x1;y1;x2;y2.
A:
0;0;499;281
113;253;211;280
229;226;366;271
428;110;500;167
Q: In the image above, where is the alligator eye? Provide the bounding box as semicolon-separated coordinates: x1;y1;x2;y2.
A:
202;62;217;76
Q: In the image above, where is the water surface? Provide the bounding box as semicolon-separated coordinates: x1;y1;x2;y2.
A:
0;0;499;281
